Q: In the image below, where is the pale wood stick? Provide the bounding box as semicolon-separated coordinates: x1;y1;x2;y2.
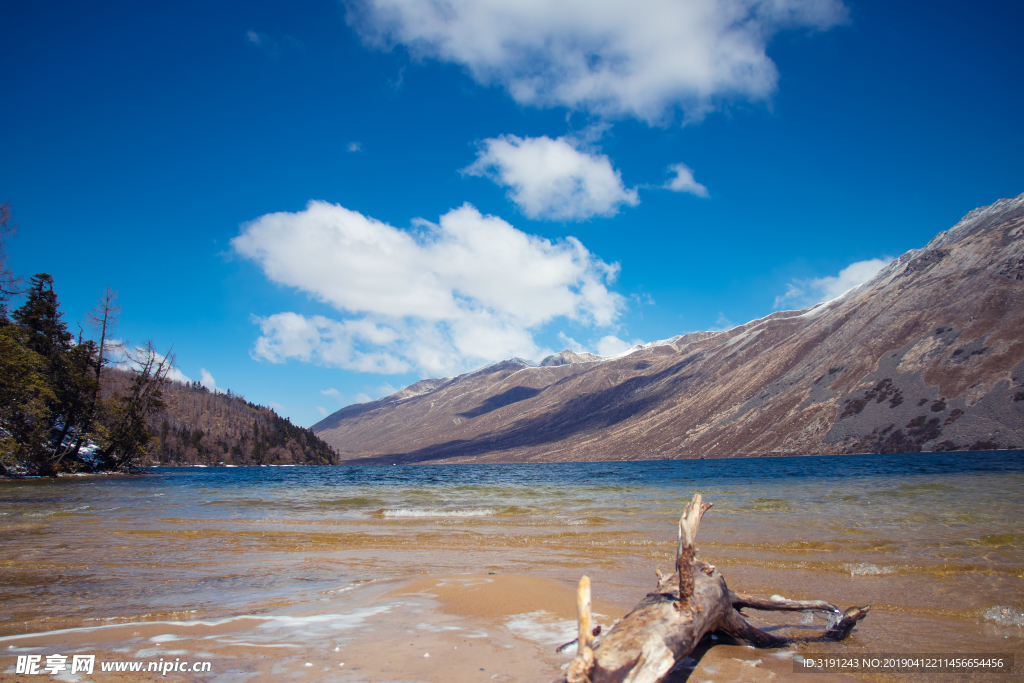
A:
578;575;593;650
566;576;595;683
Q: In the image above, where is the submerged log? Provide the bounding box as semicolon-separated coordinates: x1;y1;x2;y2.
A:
559;494;869;683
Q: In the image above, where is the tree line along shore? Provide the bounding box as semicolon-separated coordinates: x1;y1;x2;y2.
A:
0;203;336;476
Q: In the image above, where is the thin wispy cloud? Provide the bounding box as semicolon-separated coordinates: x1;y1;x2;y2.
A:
346;0;848;124
774;257;894;309
347;141;363;152
233;201;624;376
244;29;303;55
321;387;343;401
464;134;638;220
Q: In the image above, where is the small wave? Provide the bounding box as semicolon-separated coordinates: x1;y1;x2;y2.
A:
562;517;610;526
983;606;1024;627
317;497;383;508
504;611;577;648
382;508;497;518
843;562;896;576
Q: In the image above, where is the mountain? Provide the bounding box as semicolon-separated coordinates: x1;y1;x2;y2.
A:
101;371;338;466
312;193;1024;464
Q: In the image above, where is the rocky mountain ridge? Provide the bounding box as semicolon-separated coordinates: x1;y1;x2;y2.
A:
312;193;1024;463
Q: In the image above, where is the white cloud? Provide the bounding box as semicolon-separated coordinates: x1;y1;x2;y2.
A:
464;134;638;220
320;384;396;410
774;257;894;309
316;406;328;416
233;201;624;376
199;368;218;392
321;387;343;402
246;30;262;45
664;163;709;197
346;0;848;123
596;334;643;356
347;141;363;152
711;312;735;331
557;331;585;352
106;341;192;385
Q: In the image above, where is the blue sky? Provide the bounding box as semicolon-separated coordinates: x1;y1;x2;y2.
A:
2;0;1022;427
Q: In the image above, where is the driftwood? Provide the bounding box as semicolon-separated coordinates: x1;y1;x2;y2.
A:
558;494;870;683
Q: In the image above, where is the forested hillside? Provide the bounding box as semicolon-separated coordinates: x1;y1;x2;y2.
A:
102;371;337;467
0;199;336;475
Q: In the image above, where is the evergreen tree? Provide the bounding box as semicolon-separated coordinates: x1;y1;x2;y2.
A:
12;274;98;474
0;325;53;475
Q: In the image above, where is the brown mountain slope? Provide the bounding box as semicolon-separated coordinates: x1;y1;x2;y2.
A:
100;370;338;466
313;193;1024;463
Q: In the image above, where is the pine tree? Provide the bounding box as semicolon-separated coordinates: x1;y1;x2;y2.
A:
0;325;53;475
12;274;98;474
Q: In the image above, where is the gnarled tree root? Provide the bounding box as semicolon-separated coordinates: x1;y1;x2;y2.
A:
558;494;870;683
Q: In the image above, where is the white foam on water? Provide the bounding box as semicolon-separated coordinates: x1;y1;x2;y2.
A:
983;606;1024;627
843;562;896;576
504;611;577;651
415;622;462;632
382;508;497;518
212;640;303;649
0;605;395;644
135;648;189;657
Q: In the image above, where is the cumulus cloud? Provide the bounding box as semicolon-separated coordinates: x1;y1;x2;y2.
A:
107;340;191;385
557;331;585;352
233;201;624;376
596;334;643;356
664;163;709;197
199;368;218;392
464;134;639;220
346;0;848;123
774;257;894;309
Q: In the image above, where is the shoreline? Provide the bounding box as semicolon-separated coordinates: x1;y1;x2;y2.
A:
1;572;873;683
6;448;1024;478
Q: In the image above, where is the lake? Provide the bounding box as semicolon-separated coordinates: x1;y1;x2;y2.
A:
2;452;1022;682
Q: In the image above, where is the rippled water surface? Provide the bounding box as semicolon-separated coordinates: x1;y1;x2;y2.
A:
2;452;1023;651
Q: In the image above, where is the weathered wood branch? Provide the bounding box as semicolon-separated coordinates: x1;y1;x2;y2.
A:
557;494;870;683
